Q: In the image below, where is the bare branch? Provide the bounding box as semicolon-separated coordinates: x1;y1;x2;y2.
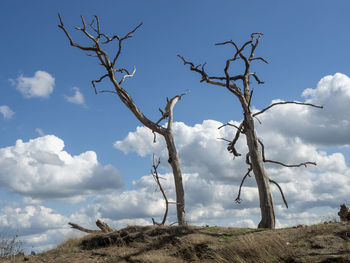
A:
251;57;269;64
217;122;242;131
86;53;98;57
217;137;231;143
68;222;98;234
249;72;264;84
155;92;188;127
151;154;168;226
253;101;323;117
265;159;316;168
68;219;114;234
269;179;288;208
248;33;263;63
119;66;136;85
111;23;143;67
177;55;210;82
96;219;114;232
235;154;252;204
89;15;100;37
75;15;100;43
92;73;109;94
258;139;317;167
177;55;241;96
227;121;245;157
58;13;98;52
215;39;251;75
235;169;252;204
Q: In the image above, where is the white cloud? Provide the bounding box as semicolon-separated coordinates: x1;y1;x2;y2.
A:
64;87;85;105
0;205;67;236
0;135;124;201
113;73;350;228
2;73;350;252
0;204;81;253
12;71;55;98
115;120;248;183
256;73;350;146
0;105;15;119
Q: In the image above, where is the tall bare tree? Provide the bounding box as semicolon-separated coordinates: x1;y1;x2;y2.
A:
178;33;322;229
58;14;186;225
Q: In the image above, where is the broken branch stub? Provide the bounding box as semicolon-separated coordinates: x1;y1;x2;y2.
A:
68;219;114;234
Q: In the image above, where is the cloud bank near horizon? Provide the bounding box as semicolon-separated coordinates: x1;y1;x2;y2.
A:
0;73;349;252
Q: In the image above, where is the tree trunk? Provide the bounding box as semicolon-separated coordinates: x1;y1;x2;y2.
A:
164;132;186;226
244;112;275;229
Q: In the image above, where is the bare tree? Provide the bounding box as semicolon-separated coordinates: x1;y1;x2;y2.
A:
178;33;323;229
58;14;186;225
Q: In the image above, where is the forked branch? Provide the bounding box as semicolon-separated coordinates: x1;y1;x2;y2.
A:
227;121;245;157
218;121;245;157
177;55;242;97
258;139;316;168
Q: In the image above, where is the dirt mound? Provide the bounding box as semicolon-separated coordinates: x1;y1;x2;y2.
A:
3;222;350;262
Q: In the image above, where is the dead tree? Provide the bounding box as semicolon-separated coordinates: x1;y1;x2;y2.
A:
58;14;186;225
151;154;169;226
179;33;323;229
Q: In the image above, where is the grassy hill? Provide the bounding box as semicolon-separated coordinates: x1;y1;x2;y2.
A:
2;222;350;262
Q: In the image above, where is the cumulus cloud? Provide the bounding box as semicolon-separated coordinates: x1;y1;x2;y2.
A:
12;71;55;98
0;135;124;201
0;205;67;236
113;73;350;228
115;120;248;183
64;87;85;105
2;73;350;252
0;204;81;252
72;171;262;229
0;105;14;119
256;73;350;146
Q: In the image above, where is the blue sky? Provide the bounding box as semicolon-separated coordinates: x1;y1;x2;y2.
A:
1;0;350;252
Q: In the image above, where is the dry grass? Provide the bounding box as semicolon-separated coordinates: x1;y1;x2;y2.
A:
1;222;349;263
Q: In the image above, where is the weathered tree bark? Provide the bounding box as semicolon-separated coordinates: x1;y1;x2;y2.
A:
165;132;186;225
244;112;275;228
179;33;322;229
58;14;187;225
